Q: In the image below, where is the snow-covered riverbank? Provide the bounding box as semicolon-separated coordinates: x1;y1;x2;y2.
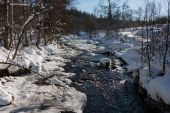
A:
101;28;170;108
0;43;86;113
120;28;170;107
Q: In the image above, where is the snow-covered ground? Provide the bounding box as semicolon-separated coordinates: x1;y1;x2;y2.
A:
0;43;86;113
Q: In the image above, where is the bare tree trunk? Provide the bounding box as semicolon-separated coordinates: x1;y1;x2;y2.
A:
42;16;47;46
23;0;29;47
36;29;41;49
43;35;47;46
141;27;144;61
107;0;112;37
23;32;29;47
4;0;10;50
162;0;170;74
144;0;151;77
146;25;151;77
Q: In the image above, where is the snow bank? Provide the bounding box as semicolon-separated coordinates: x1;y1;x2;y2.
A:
0;89;12;105
116;47;142;71
0;40;86;112
0;47;10;62
147;75;170;105
0;44;69;73
139;67;170;105
117;28;170;106
0;76;86;113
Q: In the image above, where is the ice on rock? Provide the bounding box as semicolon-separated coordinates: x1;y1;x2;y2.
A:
100;58;112;67
119;80;127;85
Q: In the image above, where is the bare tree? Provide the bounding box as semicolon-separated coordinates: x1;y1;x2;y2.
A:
97;0;119;36
162;0;170;74
121;1;130;27
3;0;10;50
143;0;152;76
136;7;143;26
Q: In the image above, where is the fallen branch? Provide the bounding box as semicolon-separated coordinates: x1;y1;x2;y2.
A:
0;62;42;77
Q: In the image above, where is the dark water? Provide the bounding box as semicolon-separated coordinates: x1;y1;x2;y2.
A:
64;51;164;113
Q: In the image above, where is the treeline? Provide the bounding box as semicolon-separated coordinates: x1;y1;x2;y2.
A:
68;0;168;37
67;9;97;36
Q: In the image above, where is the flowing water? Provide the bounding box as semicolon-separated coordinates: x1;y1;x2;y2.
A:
64;50;163;113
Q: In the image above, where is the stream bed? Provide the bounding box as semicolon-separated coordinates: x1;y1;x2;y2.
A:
64;49;163;113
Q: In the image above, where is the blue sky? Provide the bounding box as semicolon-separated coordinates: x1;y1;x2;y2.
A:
76;0;143;13
76;0;99;13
